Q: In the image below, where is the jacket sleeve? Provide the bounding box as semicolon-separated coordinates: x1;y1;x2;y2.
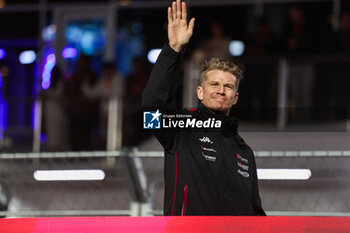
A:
251;153;266;216
142;43;183;109
141;43;183;150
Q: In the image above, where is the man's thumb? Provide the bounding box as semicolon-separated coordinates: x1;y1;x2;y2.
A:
188;18;195;31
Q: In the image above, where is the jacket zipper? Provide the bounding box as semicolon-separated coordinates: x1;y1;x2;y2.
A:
181;185;188;216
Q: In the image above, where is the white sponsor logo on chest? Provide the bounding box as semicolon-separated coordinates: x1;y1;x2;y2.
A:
202;152;216;162
201;146;216;153
237;153;249;164
237;162;249;171
238;169;250;178
199;137;213;144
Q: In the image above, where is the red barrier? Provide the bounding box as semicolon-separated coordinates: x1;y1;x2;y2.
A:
0;216;349;233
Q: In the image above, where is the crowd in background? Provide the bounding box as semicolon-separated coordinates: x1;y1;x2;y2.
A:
12;4;350;151
40;56;150;151
184;4;349;120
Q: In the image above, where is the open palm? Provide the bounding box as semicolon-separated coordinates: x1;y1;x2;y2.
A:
168;0;195;52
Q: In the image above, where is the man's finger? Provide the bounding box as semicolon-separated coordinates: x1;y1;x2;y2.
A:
168;7;173;24
188;18;195;32
176;0;181;20
172;1;176;21
182;1;187;21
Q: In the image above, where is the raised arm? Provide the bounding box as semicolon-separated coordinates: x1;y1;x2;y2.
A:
141;1;195;149
142;0;195;109
168;0;195;52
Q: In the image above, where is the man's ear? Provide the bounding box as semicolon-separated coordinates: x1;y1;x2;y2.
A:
233;92;239;105
197;86;203;101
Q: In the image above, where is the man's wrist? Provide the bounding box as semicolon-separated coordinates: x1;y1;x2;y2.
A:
169;43;184;53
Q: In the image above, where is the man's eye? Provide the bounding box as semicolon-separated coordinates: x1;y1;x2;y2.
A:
226;85;233;89
211;83;218;86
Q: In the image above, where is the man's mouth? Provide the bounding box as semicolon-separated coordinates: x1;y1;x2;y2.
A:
213;97;226;103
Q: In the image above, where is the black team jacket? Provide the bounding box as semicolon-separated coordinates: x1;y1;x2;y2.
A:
142;44;266;216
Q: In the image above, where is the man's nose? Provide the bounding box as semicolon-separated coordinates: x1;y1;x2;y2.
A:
217;85;225;94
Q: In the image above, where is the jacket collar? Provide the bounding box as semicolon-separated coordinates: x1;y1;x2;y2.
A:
197;102;239;133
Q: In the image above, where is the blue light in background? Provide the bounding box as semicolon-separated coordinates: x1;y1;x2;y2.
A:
65;21;105;56
66;25;83;44
41;54;56;90
0;101;7;140
229;40;245;57
46;53;56;63
0;71;8;139
42;24;57;42
0;48;5;59
19;50;36;64
62;47;78;59
147;49;162;64
40;132;46;143
81;32;95;55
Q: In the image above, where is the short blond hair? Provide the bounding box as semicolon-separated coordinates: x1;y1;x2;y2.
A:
200;58;244;91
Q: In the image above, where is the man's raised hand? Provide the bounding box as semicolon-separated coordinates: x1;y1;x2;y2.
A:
168;0;195;52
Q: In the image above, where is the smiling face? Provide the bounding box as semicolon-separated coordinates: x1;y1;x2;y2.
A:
197;69;239;115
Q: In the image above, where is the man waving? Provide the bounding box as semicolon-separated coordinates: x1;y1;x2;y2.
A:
142;0;265;216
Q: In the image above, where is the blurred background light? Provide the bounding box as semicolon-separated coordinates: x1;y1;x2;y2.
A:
0;0;5;8
46;53;56;64
0;66;7;139
81;31;95;55
41;54;56;90
257;169;312;180
65;22;105;56
0;48;6;60
42;24;57;42
147;49;162;64
229;40;245;56
119;0;131;6
62;47;78;59
66;25;83;44
19;50;36;64
33;169;106;181
40;132;46;143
